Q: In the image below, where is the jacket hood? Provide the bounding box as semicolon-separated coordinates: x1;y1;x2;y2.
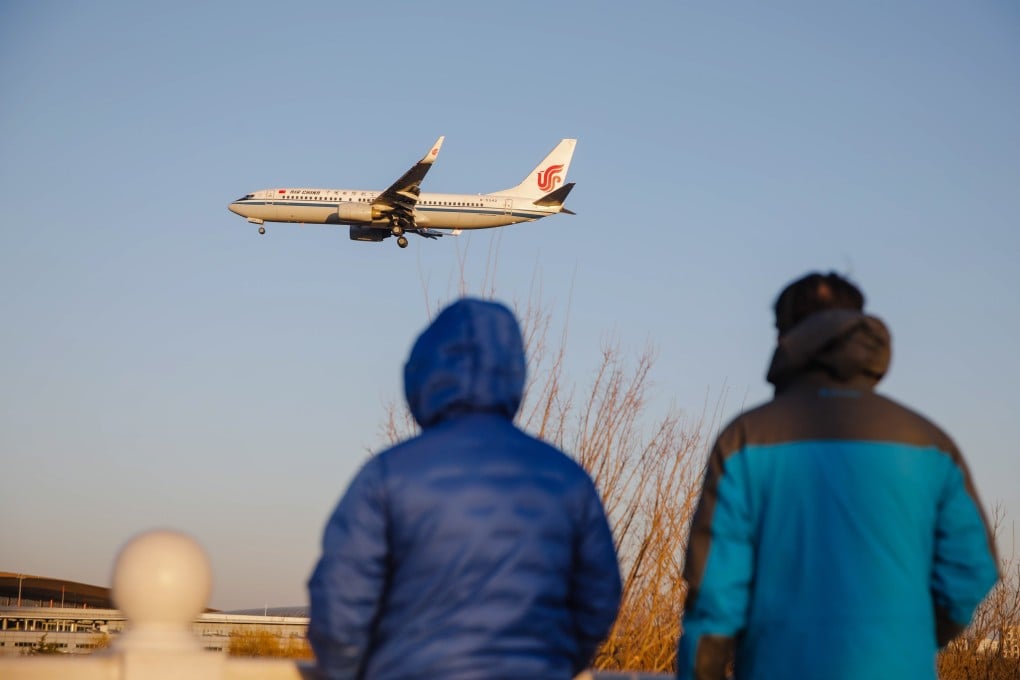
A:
766;309;891;392
404;298;526;428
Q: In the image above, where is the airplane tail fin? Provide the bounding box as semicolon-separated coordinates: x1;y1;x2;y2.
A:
490;139;576;199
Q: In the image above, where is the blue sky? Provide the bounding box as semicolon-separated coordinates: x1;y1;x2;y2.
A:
2;1;1018;611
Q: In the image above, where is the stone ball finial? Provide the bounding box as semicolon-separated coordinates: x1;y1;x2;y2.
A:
112;529;212;631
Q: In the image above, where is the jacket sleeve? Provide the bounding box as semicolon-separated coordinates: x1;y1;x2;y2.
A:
307;459;389;680
930;453;999;647
569;477;622;675
677;438;753;680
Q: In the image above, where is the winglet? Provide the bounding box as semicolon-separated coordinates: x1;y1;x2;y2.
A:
374;137;446;215
423;136;444;164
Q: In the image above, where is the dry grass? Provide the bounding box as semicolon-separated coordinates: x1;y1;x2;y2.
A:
517;326;713;673
228;630;313;659
937;512;1020;679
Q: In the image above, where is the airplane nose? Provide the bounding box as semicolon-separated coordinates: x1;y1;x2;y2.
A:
228;202;242;216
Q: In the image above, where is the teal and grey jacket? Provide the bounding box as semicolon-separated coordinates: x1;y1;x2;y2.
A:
677;310;999;680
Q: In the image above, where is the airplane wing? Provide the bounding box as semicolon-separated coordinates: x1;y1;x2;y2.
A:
372;136;444;227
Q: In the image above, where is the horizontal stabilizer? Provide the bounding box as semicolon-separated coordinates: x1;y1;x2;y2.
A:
414;228;459;239
533;182;575;214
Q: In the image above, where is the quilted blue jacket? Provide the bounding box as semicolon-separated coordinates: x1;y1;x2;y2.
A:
309;299;621;679
677;310;999;680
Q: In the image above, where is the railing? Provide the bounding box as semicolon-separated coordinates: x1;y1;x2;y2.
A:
0;530;668;679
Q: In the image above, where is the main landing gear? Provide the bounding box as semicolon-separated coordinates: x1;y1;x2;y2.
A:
390;216;410;249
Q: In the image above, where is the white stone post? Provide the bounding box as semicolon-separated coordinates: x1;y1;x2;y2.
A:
110;529;211;651
103;529;225;679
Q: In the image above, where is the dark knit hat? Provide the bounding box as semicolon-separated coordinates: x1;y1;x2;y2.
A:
773;272;865;336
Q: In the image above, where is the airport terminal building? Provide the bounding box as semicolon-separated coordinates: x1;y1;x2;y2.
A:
0;573;308;657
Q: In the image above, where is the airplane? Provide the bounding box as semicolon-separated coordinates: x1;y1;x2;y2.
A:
228;137;576;249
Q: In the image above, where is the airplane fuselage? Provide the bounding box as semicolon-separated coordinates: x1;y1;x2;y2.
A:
229;189;552;230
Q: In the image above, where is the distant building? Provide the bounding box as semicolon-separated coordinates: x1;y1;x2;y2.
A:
0;573;308;657
0;605;309;657
0;572;113;610
973;627;1020;659
1002;626;1020;659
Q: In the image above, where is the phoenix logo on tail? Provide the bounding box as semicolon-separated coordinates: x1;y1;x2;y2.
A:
228;138;577;249
537;164;565;192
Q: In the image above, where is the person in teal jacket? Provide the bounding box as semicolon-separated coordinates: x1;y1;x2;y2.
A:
677;272;999;680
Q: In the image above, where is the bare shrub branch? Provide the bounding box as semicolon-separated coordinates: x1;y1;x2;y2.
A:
938;508;1020;679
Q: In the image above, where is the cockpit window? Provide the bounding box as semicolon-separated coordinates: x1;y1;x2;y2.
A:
235;194;254;201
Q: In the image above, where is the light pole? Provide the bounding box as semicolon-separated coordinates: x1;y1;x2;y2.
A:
16;574;24;607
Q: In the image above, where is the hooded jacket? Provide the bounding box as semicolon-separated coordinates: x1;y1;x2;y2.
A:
308;299;621;680
677;310;998;680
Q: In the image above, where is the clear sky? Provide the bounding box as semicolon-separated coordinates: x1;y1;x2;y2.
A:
2;1;1017;611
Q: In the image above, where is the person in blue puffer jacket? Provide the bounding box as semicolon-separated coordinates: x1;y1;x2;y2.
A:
308;298;622;680
677;272;999;680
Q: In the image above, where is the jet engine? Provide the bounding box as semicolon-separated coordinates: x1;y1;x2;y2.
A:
349;225;388;242
337;202;379;223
